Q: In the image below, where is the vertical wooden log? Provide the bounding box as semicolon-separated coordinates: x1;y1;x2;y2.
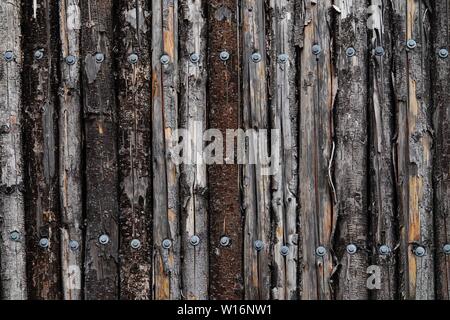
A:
297;0;335;300
432;0;450;301
81;0;119;300
22;0;61;300
334;0;369;300
59;0;83;300
179;0;208;300
207;0;243;300
116;0;152;300
392;0;434;300
151;0;181;300
0;0;27;300
242;0;271;300
367;0;397;300
267;0;299;300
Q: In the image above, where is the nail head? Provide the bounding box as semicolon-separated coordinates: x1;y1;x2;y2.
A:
190;235;200;246
375;46;385;56
39;238;49;248
162;239;172;249
379;245;391;255
10;230;21;242
128;53;139;64
312;44;321;55
251;52;262;63
316;246;327;257
280;245;289;256
4;50;14;62
220;236;230;247
406;39;417;49
254;240;264;251
346;47;356;57
160;54;170;65
65;55;76;65
439;48;449;59
414;246;426;257
95;52;105;63
277;53;288;64
190;53;200;63
219;51;230;61
130;239;141;249
99;234;109;245
443;244;450;255
69;240;79;251
34;49;44;60
346;244;357;255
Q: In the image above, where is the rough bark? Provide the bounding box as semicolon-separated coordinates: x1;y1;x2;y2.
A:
116;0;152;300
367;0;398;300
432;0;450;301
151;0;181;300
392;0;434;300
241;0;271;300
179;0;209;300
296;0;335;300
207;0;243;300
59;0;83;300
0;0;27;300
333;0;370;300
80;0;120;300
267;0;299;300
22;0;61;300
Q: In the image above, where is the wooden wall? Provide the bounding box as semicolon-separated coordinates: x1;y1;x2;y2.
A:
0;0;449;300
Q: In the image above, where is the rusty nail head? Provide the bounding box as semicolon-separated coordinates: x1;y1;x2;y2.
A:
10;230;21;242
346;244;357;255
312;44;321;55
414;246;426;257
4;51;14;61
190;53;200;63
220;236;230;247
220;51;230;61
160;54;170;65
251;52;262;63
130;239;141;249
190;235;200;246
280;246;289;256
375;46;385;56
439;48;449;59
406;39;417;49
128;53;138;64
69;240;79;251
254;240;264;251
99;234;109;245
278;53;288;64
379;245;391;255
346;47;356;57
34;49;44;60
443;244;450;255
316;246;327;257
39;238;49;248
162;239;172;249
66;55;76;65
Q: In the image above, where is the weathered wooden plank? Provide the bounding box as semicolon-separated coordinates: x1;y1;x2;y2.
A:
59;0;83;300
432;0;450;301
80;0;119;300
179;0;208;300
334;0;369;300
0;0;27;300
22;0;61;300
392;0;434;300
297;0;335;300
151;0;181;300
367;0;397;300
207;0;243;300
267;0;299;300
242;0;271;300
116;0;152;300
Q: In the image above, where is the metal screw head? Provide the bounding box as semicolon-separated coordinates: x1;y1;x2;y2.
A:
406;39;417;49
190;53;200;63
4;50;14;62
162;239;172;249
65;55;76;65
69;240;80;251
379;245;391;255
312;44;321;55
190;235;200;246
374;46;385;56
130;239;141;249
346;244;358;255
219;51;230;61
220;236;230;247
280;246;289;256
277;53;288;64
128;53;139;64
414;246;426;257
316;246;327;257
39;238;49;248
99;234;109;245
34;49;44;60
95;52;105;63
346;47;356;57
439;48;449;59
254;240;264;251
10;231;21;242
251;52;262;63
443;244;450;255
160;54;170;65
